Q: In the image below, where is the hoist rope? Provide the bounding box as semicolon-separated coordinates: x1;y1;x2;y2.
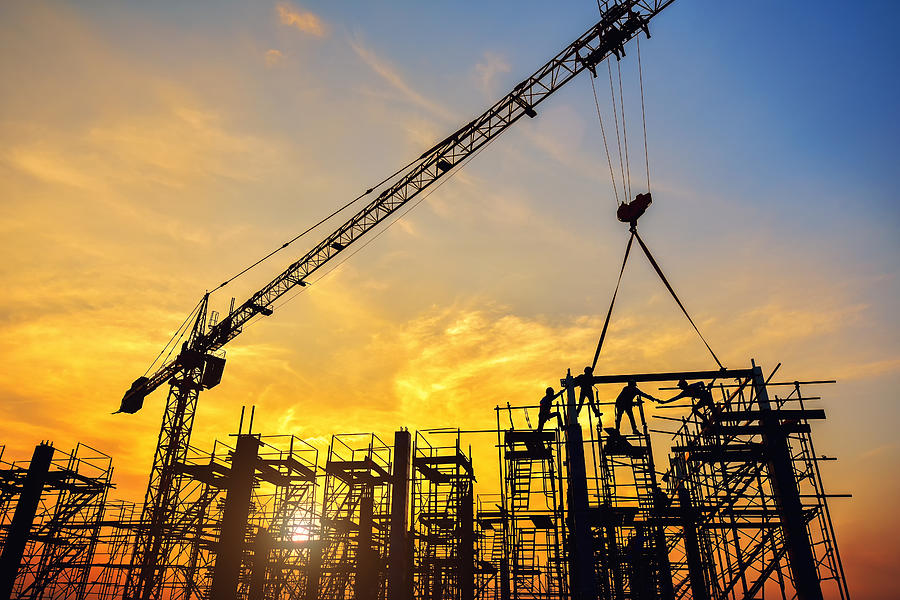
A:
589;75;621;206
267;139;493;316
616;60;632;202
590;229;725;372
636;35;651;193
591;231;635;370
607;62;628;204
211;156;425;294
143;296;204;376
632;230;724;369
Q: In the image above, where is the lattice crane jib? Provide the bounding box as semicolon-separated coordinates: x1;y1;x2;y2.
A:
116;2;676;597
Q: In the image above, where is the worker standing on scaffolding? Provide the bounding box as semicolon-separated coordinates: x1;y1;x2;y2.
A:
537;387;564;431
614;380;658;435
575;366;603;422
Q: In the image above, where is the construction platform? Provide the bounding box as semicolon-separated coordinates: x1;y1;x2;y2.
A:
0;362;850;600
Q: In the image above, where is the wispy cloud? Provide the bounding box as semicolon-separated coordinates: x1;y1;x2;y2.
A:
276;2;327;37
349;34;456;122
265;48;284;67
474;51;511;97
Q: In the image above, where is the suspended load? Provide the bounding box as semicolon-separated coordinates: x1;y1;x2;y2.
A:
616;192;652;225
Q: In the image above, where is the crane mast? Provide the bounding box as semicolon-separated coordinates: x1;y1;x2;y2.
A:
121;2;674;598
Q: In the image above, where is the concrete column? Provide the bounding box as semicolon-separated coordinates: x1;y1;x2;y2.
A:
210;434;260;600
562;372;598;600
388;430;412;600
0;443;55;600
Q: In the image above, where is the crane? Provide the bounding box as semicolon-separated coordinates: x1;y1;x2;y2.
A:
118;2;674;598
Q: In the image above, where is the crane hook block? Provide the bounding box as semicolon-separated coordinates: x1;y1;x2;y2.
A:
114;376;150;414
616;192;652;225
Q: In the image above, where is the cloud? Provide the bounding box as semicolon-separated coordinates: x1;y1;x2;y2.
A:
265;48;284;66
474;51;511;96
833;357;900;381
276;2;327;37
349;34;456;121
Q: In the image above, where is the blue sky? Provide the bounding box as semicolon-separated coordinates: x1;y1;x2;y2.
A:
1;1;898;596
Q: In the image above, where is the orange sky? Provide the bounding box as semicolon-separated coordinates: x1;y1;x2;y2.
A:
1;2;898;597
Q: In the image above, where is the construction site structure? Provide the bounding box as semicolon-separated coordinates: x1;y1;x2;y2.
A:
112;3;675;597
1;361;851;600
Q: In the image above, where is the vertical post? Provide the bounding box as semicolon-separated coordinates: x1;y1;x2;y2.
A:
248;528;271;600
499;509;511;600
562;372;598;600
752;365;824;600
673;455;709;600
496;407;511;600
210;434;260;600
355;483;377;600
0;443;55;600
459;481;475;600
304;541;322;600
388;430;412;600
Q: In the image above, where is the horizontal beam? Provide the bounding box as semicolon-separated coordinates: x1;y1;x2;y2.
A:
575;368;755;386
716;409;826;422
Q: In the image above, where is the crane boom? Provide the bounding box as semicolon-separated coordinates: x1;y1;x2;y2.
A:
120;0;672;411
121;3;675;598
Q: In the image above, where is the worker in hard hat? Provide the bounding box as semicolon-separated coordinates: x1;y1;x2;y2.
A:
659;379;715;422
658;379;713;408
614;379;657;435
537;387;565;432
576;366;603;421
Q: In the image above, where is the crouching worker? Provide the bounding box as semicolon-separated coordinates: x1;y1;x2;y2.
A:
538;387;565;432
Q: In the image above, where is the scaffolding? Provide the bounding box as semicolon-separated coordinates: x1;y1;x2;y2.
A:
410;431;476;600
318;433;393;600
0;443;113;600
0;362;850;600
660;371;850;600
493;408;567;600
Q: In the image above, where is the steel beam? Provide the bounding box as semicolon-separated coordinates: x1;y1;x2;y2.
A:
753;366;824;600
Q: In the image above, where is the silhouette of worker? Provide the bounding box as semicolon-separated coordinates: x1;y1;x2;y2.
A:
575;366;602;421
660;379;715;421
537;387;564;432
614;380;657;435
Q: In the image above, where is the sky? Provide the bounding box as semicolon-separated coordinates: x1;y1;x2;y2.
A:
0;0;898;597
